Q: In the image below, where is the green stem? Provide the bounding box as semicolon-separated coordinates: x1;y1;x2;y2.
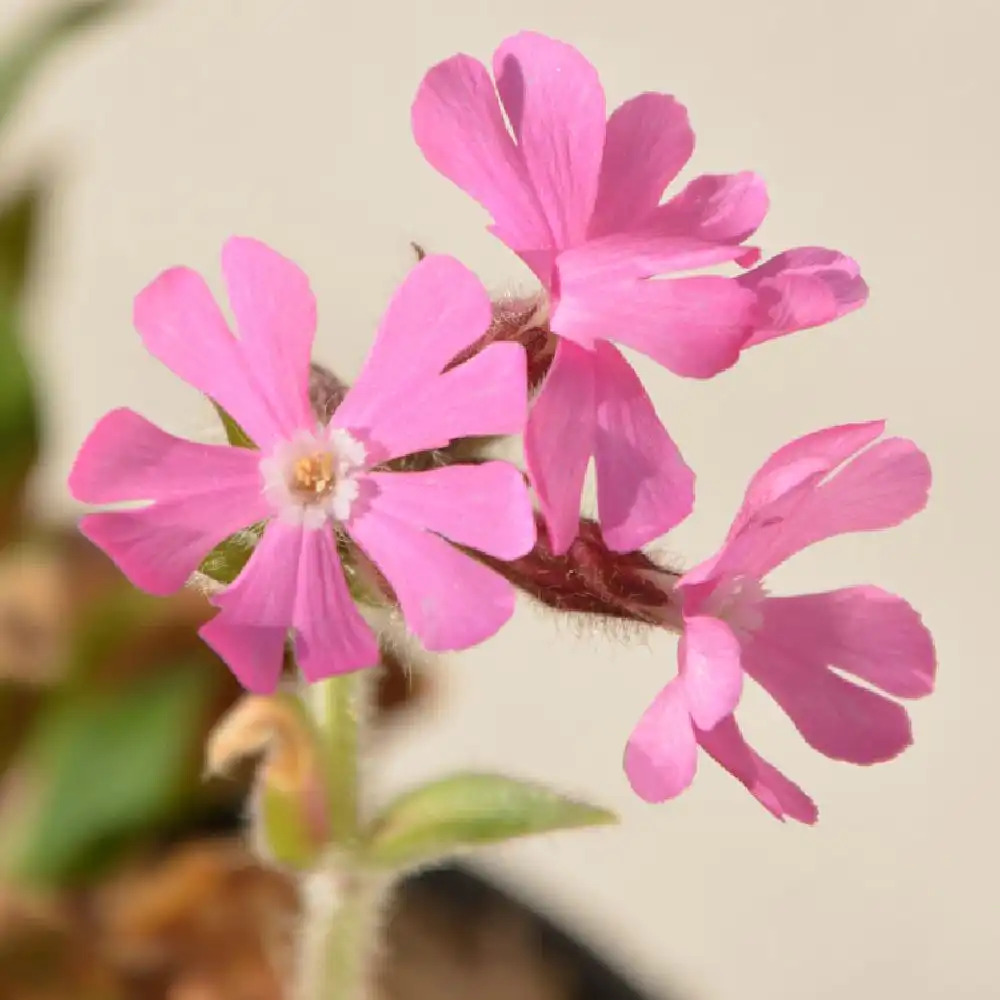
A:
298;870;384;1000
295;673;381;1000
313;673;361;844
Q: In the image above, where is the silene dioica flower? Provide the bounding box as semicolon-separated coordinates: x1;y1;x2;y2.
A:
70;242;536;692
413;31;867;554
625;423;935;822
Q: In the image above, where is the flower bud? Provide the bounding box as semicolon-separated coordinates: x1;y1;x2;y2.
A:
206;695;330;868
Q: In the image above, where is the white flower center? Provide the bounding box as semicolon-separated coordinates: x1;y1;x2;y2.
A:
702;575;768;638
260;427;366;530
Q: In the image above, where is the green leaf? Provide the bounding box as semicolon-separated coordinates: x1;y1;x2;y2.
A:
199;521;265;585
212;402;255;449
0;663;211;885
0;1;130;138
362;772;617;869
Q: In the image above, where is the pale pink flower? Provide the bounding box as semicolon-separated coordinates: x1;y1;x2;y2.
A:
413;31;867;555
624;422;935;822
69;241;536;692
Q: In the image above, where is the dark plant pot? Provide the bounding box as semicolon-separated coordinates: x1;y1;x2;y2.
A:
385;864;675;1000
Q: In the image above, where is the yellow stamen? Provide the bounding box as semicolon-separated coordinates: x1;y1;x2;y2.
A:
291;452;335;499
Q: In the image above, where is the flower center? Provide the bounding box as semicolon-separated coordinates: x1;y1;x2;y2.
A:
260;427;366;530
291;452;336;500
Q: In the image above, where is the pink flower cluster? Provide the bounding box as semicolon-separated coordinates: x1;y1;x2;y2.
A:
69;32;934;820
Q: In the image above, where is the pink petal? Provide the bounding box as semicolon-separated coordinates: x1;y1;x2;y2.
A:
340;255;491;401
647;171;769;248
348;510;516;651
684;424;929;586
592;342;693;551
589;93;694;237
679;616;744;730
493;32;605;247
292;528;380;681
71;408;271;597
552;270;754;378
199;616;288;694
749;435;931;578
738;421;886;521
363;462;535;560
743;633;913;764
696;715;817;823
806;435;932;537
211;520;297;625
513;247;560;287
69;408;263;504
70;408;268;597
760;588;935;698
624;678;698;803
740;247;869;347
221;237;316;435
525;339;596;556
212;520;378;675
345;342;527;463
746;246;863;281
133;266;282;448
412;54;552;250
746;275;838;344
556;232;750;285
79;499;261;598
333;256;525;458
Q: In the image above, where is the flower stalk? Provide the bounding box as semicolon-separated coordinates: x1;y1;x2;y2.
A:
311;674;362;847
296;865;384;1000
295;673;382;1000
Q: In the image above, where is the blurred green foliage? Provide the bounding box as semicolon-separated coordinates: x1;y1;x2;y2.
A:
0;184;43;542
0;664;211;883
0;1;232;891
0;0;134;539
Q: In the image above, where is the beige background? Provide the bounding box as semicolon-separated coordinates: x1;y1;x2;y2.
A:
4;0;997;997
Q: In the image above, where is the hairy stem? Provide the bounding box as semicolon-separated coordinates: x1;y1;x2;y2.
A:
296;866;384;1000
311;674;361;845
295;674;382;1000
479;513;684;630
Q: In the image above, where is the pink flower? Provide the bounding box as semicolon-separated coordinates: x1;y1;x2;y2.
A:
624;422;935;822
412;31;867;555
69;240;536;692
